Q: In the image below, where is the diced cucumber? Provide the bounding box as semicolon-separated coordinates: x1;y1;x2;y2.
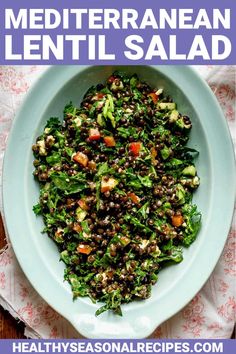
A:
102;99;109;118
176;184;186;204
107;111;116;128
97;113;104;126
160;145;171;160
60;250;70;264
76;207;87;222
176;117;192;129
169;110;179;123
107;94;114;112
73;117;82;127
158;102;176;110
182;165;196;177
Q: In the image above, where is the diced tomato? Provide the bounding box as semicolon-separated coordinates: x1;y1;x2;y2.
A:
88;128;101;141
101;176;118;193
150;147;157;159
88;160;97;171
73;223;82;233
77;244;93;255
127;192;140;204
78;199;89;211
129;142;142;156
171;214;184;227
73;152;88;167
107;76;115;84
97;93;105;100
76;207;87;222
104;136;116;147
148;92;159;104
92;93;105;101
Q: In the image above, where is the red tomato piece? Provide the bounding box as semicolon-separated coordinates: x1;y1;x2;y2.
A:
104;136;116;147
73;223;82;233
88;128;101;141
129;142;142;156
171;215;184;227
107;76;115;84
127;192;140;204
148;92;159;104
73;152;88;167
77;244;93;255
78;199;89;211
96;93;105;100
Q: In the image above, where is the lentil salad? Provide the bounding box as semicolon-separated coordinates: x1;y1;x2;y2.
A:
32;71;201;316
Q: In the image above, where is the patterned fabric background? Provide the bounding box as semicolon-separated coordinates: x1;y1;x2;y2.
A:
0;66;235;339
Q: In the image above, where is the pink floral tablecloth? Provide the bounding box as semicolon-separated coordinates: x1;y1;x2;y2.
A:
0;66;235;339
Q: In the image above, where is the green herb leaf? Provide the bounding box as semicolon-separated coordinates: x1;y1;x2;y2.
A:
46;152;61;165
33;203;42;215
45;117;61;130
50;172;87;195
138;202;150;219
138;175;153;188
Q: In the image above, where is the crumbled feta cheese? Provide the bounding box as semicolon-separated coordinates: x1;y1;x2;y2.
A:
155;88;163;95
96;272;108;282
46;135;55;146
74;117;82;127
82;232;91;239
140;239;149;249
37;140;46;156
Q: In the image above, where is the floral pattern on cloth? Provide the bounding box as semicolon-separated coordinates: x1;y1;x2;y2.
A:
0;66;235;339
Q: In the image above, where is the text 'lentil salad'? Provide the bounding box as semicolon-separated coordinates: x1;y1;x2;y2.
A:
32;71;201;316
